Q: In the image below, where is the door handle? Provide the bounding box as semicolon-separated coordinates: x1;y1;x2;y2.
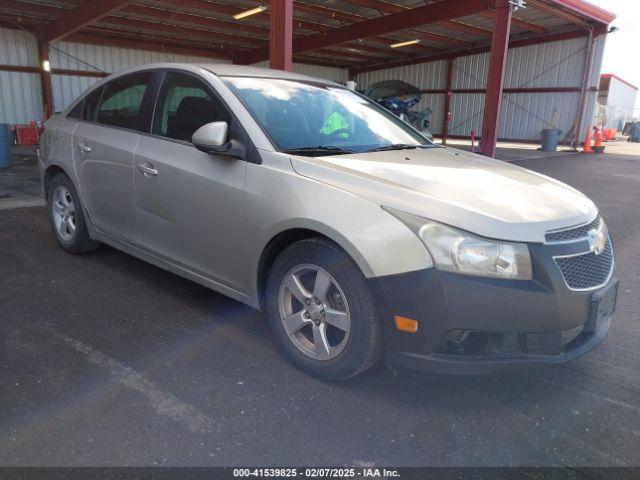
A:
137;163;158;177
77;143;92;153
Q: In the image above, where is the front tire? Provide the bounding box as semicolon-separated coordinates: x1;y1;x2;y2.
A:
48;173;99;253
266;238;382;381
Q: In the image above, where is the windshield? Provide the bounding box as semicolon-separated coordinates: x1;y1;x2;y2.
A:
222;76;432;154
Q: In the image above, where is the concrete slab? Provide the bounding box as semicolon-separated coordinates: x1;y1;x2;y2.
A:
1;150;640;466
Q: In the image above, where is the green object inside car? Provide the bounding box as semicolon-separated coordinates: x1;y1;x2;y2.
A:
319;111;349;138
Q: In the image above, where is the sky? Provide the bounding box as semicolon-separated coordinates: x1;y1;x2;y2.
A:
589;0;640;109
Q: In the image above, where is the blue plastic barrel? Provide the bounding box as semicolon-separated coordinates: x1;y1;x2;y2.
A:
541;128;561;152
0;124;11;168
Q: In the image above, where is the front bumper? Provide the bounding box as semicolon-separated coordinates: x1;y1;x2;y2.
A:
369;241;618;375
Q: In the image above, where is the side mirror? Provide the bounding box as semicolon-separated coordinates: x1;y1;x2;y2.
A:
192;121;231;155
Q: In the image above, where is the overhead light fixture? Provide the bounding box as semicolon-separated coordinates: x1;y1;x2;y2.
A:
233;5;267;20
390;39;421;49
42;60;50;72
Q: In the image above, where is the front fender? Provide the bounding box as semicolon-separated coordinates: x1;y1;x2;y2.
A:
242;152;432;303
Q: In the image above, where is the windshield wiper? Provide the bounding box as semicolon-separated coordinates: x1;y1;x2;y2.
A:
366;143;428;152
282;145;355;156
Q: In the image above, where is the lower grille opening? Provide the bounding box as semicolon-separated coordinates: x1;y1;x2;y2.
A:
437;330;523;356
437;326;590;357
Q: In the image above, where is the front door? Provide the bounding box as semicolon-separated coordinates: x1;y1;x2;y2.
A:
133;71;247;291
73;72;152;241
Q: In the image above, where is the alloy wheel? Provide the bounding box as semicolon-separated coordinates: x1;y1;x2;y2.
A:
278;264;351;360
52;185;77;242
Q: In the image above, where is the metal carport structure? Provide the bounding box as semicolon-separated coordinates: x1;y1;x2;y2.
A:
0;0;615;157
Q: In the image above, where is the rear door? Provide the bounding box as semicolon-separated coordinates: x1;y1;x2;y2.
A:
73;71;152;241
133;70;248;291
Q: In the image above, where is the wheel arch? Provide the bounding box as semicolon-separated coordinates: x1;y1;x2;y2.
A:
44;164;73;200
255;224;374;310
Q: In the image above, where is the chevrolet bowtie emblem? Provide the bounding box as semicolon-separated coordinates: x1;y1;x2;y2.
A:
588;227;606;255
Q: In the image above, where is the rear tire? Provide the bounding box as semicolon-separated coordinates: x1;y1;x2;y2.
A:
266;237;382;381
48;173;99;254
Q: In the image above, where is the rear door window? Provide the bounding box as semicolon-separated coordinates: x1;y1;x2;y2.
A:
82;87;103;123
152;72;229;142
96;72;151;130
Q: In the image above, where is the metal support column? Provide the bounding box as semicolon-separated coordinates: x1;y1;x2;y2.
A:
441;58;454;145
269;0;293;71
37;42;54;120
478;0;512;157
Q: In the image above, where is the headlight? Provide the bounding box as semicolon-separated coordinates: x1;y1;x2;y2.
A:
384;207;532;280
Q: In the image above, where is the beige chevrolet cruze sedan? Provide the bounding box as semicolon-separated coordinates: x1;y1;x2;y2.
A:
39;64;618;380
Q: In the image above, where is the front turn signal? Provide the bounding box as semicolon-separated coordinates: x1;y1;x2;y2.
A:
394;316;419;333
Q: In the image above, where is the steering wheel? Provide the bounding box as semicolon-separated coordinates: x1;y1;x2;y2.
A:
325;128;351;143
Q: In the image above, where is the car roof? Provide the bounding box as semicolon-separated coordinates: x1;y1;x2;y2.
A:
199;63;339;85
100;62;340;86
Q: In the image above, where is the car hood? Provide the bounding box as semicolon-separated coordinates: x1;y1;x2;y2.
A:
289;147;597;243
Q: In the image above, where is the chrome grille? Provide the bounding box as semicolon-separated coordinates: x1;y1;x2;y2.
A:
546;215;601;243
555;239;614;290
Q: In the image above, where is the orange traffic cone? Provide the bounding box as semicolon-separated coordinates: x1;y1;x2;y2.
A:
593;127;605;153
582;127;593;153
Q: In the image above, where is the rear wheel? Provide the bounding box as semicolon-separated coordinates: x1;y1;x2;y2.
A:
266;238;381;380
48;173;99;253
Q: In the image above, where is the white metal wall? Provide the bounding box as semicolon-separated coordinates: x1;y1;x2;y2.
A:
355;60;448;135
601;77;638;130
49;40;233;113
0;26;349;123
356;35;606;142
0;28;43;124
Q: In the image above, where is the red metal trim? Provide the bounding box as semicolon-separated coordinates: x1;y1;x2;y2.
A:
0;64;40;74
600;74;639;91
548;0;616;25
417;86;598;95
53;68;108;78
478;0;512;158
441;58;454;145
269;0;293;71
39;0;134;43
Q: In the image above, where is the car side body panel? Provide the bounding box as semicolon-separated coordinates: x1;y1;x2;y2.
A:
241;150;433;304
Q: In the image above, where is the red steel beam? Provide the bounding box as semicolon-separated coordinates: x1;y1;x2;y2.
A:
37;41;54;119
441;58;454;145
342;0;404;14
269;0;293;71
339;1;475;47
99;15;265;47
68;32;232;60
478;0;512;157
526;0;587;25
477;10;547;33
241;0;492;64
39;0;134;43
437;20;493;38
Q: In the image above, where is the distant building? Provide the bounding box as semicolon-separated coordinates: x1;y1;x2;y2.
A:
597;74;638;131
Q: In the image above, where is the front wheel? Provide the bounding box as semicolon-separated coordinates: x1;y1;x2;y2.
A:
266;238;382;380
